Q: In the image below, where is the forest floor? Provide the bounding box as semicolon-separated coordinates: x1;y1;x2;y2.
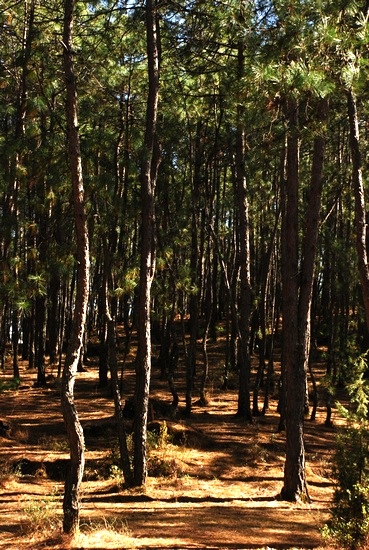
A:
0;334;341;550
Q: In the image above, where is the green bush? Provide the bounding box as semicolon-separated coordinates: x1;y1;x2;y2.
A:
0;378;20;393
323;354;369;549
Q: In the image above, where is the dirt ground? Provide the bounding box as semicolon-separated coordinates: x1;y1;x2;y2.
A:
0;341;338;550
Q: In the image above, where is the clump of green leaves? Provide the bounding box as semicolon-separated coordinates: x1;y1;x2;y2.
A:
323;353;369;549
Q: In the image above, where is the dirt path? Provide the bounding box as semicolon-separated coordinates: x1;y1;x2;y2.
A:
0;360;336;549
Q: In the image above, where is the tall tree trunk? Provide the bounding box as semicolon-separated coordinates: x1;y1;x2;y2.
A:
186;122;202;415
60;0;90;534
133;0;161;487
281;97;328;502
280;97;304;501
9;0;36;380
235;42;252;421
296;97;329;410
348;90;369;333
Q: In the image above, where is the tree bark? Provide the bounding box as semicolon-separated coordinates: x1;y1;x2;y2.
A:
297;97;329;408
348;90;369;333
281;97;328;502
253;210;280;416
186;122;202;415
133;0;161;487
280;97;306;501
235;42;252;421
61;0;90;534
107;312;134;487
9;0;36;380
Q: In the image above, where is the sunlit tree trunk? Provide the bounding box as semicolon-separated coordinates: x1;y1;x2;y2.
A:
133;0;161;486
61;0;90;533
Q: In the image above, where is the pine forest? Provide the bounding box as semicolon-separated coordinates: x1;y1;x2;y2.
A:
1;1;369;548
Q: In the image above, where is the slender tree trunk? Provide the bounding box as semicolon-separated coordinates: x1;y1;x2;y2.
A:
253;211;280;415
281;97;328;502
35;172;48;386
185;122;202;415
60;0;90;534
348;90;369;333
9;0;35;380
168;312;179;408
98;258;109;387
48;271;60;365
280;97;305;501
133;0;161;486
35;294;47;386
200;304;211;406
58;279;67;377
278;138;288;432
100;226;133;486
27;304;35;370
210;173;220;341
297;97;329;410
235;42;252;421
0;304;7;371
107;312;134;487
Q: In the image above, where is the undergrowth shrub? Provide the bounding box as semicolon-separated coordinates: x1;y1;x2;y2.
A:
147;420;171;450
0;378;20;393
38;434;69;452
147;421;184;477
103;421;181;480
323;353;369;549
22;488;61;534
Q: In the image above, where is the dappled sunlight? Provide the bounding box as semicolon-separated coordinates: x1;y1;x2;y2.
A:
0;357;335;549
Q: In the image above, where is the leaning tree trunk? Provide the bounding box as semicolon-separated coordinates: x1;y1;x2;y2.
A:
133;0;161;487
60;0;90;534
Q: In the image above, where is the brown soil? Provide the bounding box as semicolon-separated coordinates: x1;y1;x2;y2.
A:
0;342;337;550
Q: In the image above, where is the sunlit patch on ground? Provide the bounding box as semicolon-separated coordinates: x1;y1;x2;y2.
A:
0;352;337;549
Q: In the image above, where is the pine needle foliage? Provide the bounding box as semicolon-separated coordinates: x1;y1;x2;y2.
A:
323;353;369;549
